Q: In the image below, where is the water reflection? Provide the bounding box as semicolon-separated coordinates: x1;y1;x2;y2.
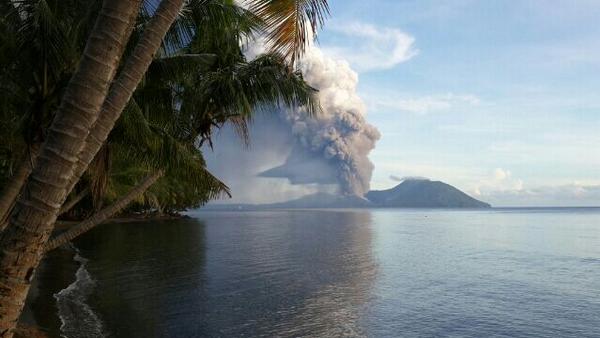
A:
74;210;377;337
367;209;600;337
282;211;377;337
196;210;377;337
29;209;600;337
75;219;209;337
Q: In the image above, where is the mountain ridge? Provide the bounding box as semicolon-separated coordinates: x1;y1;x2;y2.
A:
202;179;491;210
366;179;490;208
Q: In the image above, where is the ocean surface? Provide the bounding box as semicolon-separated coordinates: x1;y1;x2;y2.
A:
36;208;600;337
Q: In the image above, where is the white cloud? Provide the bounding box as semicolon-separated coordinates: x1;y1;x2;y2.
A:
321;22;418;72
471;168;600;206
365;92;480;114
471;168;524;197
483;183;600;207
493;168;509;181
372;160;600;206
488;137;600;168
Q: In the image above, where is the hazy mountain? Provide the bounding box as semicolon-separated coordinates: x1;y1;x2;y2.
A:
366;179;491;208
264;192;374;208
202;179;490;210
202;193;373;210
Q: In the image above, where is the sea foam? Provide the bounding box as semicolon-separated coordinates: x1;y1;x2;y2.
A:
54;245;106;338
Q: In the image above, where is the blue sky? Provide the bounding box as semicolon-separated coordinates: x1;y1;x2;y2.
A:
312;0;600;206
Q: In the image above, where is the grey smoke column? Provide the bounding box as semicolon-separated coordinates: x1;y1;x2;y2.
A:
260;47;380;196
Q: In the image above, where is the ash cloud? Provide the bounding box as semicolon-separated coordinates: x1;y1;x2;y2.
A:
203;114;338;204
260;47;381;196
204;44;380;202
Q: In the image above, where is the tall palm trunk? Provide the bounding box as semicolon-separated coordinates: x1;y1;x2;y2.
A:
45;171;163;252
0;1;141;335
58;187;90;216
0;145;39;228
48;0;186;251
64;0;186;202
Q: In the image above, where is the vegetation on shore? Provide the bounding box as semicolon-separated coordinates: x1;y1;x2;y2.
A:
0;0;329;336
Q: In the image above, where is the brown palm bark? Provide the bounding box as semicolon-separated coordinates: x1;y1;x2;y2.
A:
63;0;186;202
0;1;141;336
58;188;90;216
48;0;186;250
45;171;163;252
0;145;40;228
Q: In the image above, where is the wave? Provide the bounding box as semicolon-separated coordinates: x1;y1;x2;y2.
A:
53;244;106;338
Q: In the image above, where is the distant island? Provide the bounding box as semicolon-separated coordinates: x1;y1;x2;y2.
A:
203;179;491;210
366;179;491;208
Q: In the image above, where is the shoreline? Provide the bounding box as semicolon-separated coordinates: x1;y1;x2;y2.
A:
54;213;189;230
20;213;188;338
20;245;79;338
16;209;600;337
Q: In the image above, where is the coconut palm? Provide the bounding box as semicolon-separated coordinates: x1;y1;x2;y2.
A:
47;5;321;249
0;0;103;224
0;0;154;334
249;0;330;63
0;0;257;225
0;0;329;335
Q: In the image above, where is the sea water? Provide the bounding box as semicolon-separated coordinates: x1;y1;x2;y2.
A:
52;208;600;337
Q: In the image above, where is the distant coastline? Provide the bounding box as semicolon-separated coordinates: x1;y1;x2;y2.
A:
198;205;600;212
202;179;492;210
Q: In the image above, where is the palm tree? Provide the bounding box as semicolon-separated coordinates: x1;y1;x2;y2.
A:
0;0;102;224
0;0;329;335
0;0;148;334
0;0;239;223
249;0;330;63
47;1;322;249
0;147;38;227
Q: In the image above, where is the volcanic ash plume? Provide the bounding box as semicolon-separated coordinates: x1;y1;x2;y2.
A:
260;48;381;196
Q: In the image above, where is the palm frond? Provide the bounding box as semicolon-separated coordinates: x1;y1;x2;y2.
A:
185;51;321;146
87;143;111;210
248;0;329;63
111;100;231;205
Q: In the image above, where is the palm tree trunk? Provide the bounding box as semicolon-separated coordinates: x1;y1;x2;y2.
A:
63;0;186;203
0;145;39;228
0;1;141;336
58;188;90;216
45;171;163;252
